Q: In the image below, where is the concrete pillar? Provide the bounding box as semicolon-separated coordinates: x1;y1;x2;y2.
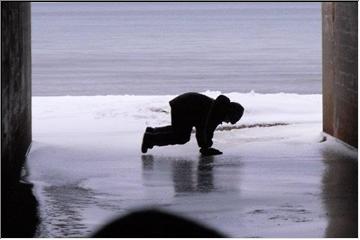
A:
1;2;32;185
322;2;358;148
1;2;37;237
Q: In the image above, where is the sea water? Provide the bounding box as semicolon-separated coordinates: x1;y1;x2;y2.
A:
32;3;321;96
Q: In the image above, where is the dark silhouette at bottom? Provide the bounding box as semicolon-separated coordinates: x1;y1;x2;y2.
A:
92;209;225;238
2;181;39;237
142;92;244;156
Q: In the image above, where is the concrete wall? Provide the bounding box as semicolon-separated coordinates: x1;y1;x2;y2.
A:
322;2;358;148
1;2;32;186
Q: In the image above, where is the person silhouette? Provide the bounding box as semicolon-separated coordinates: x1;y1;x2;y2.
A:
141;92;244;156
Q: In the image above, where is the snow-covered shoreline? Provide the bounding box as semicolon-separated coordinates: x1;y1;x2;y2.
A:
32;91;322;135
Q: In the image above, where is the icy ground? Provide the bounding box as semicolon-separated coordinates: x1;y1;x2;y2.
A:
27;92;357;237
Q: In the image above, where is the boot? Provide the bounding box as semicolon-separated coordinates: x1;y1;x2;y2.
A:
141;132;154;153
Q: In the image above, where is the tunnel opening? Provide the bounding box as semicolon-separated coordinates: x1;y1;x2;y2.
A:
30;3;324;237
2;2;357;238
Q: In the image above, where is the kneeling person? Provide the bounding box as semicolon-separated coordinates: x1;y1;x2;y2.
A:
141;92;244;156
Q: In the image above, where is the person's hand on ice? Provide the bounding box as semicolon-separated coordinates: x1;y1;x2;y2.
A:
200;147;223;156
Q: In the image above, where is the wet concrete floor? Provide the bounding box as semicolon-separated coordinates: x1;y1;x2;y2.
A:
27;123;357;237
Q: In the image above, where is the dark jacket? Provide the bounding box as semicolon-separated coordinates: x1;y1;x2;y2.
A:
169;92;231;148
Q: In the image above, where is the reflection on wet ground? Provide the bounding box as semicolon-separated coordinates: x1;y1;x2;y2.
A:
139;142;357;237
197;157;215;193
29;134;357;237
35;184;95;237
142;154;242;197
142;155;216;194
321;145;358;237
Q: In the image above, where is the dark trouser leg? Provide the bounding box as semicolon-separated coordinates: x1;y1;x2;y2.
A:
147;125;191;147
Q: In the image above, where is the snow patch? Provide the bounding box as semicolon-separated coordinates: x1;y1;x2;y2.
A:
32;91;322;135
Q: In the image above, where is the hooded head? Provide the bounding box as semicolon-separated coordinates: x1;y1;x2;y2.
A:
224;102;244;124
213;95;244;124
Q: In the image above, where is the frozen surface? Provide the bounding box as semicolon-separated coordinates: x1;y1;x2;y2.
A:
27;92;357;237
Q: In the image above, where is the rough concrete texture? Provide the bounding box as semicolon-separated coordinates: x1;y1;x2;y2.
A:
1;2;37;237
1;1;32;186
322;2;358;148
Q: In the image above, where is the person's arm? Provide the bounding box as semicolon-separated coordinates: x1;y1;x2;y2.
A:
196;111;224;156
195;123;214;149
195;101;218;148
201;95;230;148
